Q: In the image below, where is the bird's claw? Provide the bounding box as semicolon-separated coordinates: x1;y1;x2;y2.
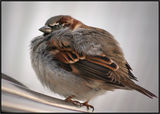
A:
72;100;81;106
65;95;81;107
80;101;94;112
65;96;94;112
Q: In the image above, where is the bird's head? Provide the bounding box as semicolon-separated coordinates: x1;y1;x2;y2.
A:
39;15;84;35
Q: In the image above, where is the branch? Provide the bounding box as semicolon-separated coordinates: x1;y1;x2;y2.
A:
1;73;89;112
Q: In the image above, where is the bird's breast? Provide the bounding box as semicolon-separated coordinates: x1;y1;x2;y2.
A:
30;37;106;101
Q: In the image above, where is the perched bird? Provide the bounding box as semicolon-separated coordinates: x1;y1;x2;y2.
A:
30;15;157;111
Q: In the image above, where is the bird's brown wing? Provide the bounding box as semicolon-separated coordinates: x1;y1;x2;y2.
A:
46;31;128;87
51;49;124;86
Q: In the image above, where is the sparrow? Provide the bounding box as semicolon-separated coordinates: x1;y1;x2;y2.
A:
30;15;157;111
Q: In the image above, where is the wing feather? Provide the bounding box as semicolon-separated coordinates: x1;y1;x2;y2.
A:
46;28;136;88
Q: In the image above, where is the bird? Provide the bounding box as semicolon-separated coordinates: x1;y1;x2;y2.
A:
30;15;157;111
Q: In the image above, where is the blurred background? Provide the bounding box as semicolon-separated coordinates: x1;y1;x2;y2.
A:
2;1;158;112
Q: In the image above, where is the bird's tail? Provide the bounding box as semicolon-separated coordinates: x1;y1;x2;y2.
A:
126;80;157;99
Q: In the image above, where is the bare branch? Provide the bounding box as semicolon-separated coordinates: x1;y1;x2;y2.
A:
1;73;89;112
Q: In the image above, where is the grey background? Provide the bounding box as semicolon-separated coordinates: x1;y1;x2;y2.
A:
2;2;159;112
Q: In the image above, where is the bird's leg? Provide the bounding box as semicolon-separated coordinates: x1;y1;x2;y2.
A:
65;95;81;106
80;101;94;112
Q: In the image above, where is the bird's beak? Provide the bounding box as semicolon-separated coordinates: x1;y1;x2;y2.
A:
39;25;52;33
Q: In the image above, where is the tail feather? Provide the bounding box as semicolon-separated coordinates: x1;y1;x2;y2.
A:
128;82;157;99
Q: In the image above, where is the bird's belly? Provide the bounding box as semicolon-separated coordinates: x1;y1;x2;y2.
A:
31;55;106;101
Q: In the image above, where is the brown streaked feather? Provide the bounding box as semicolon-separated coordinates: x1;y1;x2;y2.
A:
52;50;124;87
86;56;112;64
48;36;141;90
48;38;124;87
72;60;124;86
66;52;79;62
47;33;135;85
55;51;69;64
55;51;78;64
126;62;132;70
54;49;119;72
86;57;119;71
125;63;138;81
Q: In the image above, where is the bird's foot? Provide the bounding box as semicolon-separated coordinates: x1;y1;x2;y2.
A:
80;101;94;112
65;95;81;106
65;96;94;112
